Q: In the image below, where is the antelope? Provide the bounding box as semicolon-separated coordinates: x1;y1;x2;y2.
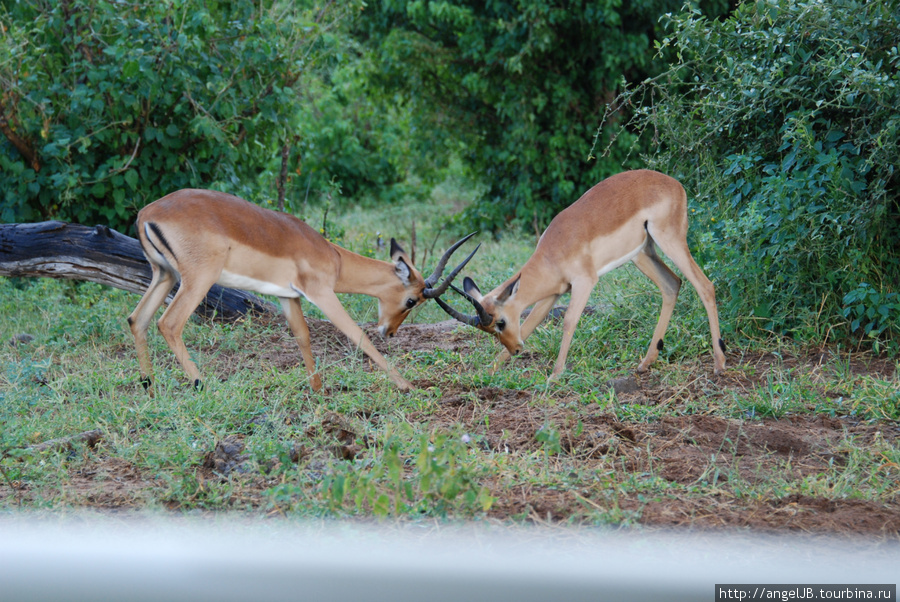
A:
128;189;478;393
437;170;726;379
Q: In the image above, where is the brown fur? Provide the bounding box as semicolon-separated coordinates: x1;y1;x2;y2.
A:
456;170;726;378
130;189;446;393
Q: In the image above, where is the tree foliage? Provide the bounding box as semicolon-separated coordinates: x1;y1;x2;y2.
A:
0;0;357;230
355;0;727;232
288;42;415;206
611;0;900;346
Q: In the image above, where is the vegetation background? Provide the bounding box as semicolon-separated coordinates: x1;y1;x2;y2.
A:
3;0;897;348
1;0;898;527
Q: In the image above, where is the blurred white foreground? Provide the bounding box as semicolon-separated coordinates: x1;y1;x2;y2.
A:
0;517;897;601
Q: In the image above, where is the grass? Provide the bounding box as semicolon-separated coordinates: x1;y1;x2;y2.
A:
1;184;898;535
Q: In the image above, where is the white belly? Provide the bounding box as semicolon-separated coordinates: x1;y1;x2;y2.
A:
596;240;647;278
218;270;301;298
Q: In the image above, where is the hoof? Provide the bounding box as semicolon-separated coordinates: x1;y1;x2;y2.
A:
310;375;323;392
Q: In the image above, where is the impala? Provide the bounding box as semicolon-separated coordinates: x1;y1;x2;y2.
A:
128;189;478;393
437;170;726;379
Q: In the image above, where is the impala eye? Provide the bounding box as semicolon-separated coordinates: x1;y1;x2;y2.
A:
405;298;417;309
496;319;506;332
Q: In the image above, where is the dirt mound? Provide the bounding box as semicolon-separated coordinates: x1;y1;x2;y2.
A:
408;378;899;535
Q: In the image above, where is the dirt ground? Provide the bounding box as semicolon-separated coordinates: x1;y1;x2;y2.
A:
8;317;899;536
300;318;899;535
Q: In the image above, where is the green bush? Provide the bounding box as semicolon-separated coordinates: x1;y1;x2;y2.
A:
842;283;900;353
0;0;356;230
355;0;731;231
288;51;409;207
613;0;900;346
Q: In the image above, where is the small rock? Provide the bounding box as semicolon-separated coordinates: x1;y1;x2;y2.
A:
9;333;35;347
204;435;249;476
607;376;639;395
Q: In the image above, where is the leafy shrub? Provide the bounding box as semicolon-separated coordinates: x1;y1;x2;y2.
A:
0;0;356;230
842;284;900;353
355;0;732;231
288;52;412;208
609;0;900;346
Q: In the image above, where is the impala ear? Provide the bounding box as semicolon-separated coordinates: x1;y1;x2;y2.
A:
390;238;407;262
462;276;482;300
496;275;521;304
394;256;412;285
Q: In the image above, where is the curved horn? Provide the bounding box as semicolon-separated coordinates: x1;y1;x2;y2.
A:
450;284;493;326
423;232;478;289
435;298;482;327
422;243;480;299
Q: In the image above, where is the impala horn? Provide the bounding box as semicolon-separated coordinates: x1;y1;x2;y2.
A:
421;232;480;299
435;284;492;327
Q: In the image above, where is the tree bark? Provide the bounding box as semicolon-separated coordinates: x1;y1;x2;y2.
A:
0;105;41;173
0;221;276;321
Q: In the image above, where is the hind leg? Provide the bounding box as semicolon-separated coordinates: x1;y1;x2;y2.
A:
648;225;726;374
128;265;177;393
632;241;681;372
156;271;220;388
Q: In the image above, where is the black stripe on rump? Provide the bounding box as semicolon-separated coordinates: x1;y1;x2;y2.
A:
147;222;178;262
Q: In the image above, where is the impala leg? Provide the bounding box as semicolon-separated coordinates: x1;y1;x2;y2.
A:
650;227;726;374
550;279;595;381
491;295;559;374
280;297;323;392
632;242;681;373
128;265;177;393
156;272;220;389
520;295;562;343
311;290;413;391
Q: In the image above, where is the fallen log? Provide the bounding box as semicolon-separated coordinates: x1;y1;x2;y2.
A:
0;221;275;321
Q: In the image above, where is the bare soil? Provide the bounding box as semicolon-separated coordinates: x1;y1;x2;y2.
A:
321;318;899;535
7;317;899;536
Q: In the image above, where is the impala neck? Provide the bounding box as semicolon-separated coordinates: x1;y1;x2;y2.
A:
505;254;567;316
331;244;400;297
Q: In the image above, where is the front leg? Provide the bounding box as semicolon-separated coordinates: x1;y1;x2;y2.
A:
549;279;595;381
280;297;323;391
309;290;413;391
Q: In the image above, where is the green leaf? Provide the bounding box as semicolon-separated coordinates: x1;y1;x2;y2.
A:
124;169;139;190
122;60;140;78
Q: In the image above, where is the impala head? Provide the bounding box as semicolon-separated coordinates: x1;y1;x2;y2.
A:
377;234;480;338
436;275;524;355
